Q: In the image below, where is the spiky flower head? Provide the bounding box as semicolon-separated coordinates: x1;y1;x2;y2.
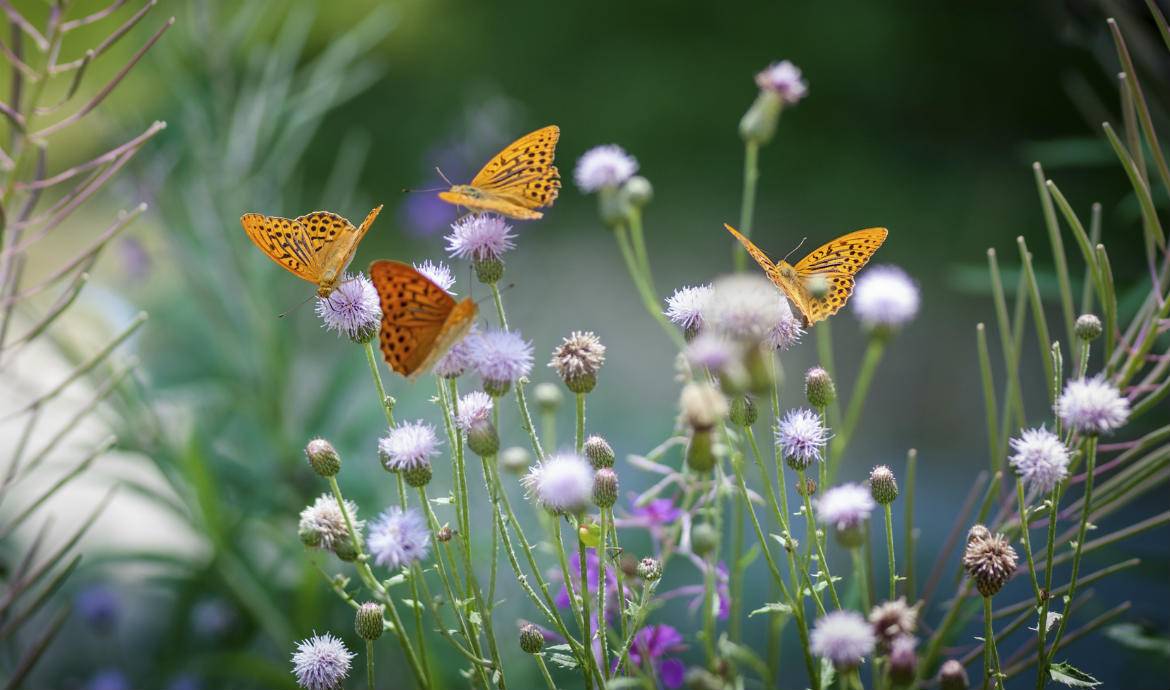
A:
1008;427;1070;493
445;214;515;262
592;468;619;508
637;557;663;581
291;633;354;690
962;527;1017;597
816;483;875;548
575;144;638;192
776;408;829;470
888;635;918;684
1056;375;1130;435
305;438;340;478
469;329;534;394
868;465;898;504
549;331;607;394
522;452;594;515
500;446;532;474
583;435;615;469
685;331;739;372
355;602;384;641
367;507;430;570
680;381;729;431
804;367;837;408
852;265;920;331
665;284;713;337
939;659;970;690
1075;313;1102;341
868;598;919;652
433;328;477;378
810;610;876;670
455;391;498;456
298;494;361;554
704;274;801;346
755;60;808;104
378;421;439;487
413;260;456;294
519;623;545;654
316;273;381;343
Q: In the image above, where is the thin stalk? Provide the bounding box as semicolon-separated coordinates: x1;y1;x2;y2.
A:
734;140;760;272
575;392;585;453
1046;436;1098;659
1033;483;1062;689
534;654;558;690
984;597;1004;690
364;340;395;427
831;334;887;474
801;470;842;609
904;448;917;600
1015;479;1041;601
597;509;610;679
366;641;375;690
883;503;897;601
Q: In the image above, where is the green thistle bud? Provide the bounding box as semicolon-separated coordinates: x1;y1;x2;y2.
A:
739;89;783;145
804;367;836;409
519;623;544;654
686;429;716;473
744;345;774;395
473;257;504;285
728;395;758;427
868;465;898;504
636;557;662;581
1075;313;1103;341
483;378;511;397
623;176;653;208
599;186;630;228
355;602;385;641
305;438;341;478
402;464;432;488
500;446;532;474
592;468;619;508
333;538;359;562
534;382;563;412
299;524;322;548
466;421;500;457
584;435;615;469
691;522;719;556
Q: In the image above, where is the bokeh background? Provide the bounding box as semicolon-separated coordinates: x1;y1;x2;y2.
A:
4;0;1168;688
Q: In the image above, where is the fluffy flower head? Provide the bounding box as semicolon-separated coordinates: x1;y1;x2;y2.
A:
378;421;440;471
315;273;381;341
413;260;456;294
291;632;355;690
299;494;362;551
549;331;607;380
468;329;534;384
575;144;638;192
367;507;430;569
776;408;829;468
755;60;808;104
852;265;920;329
455;391;494;432
664;284;712;333
522;452;594;514
704;274;799;343
434;327;477;378
1056;375;1130;435
1008;427;1070;493
445;214;515;261
810;610;876;669
816;483;876;532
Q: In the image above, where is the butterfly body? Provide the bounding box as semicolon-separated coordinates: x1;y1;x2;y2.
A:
438;125;561;220
369;260;478;379
725;223;888;326
240;206;383;297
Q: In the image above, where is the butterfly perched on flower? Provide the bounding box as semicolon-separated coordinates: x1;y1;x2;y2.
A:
438;125;561;220
725;223;888;326
240;206;382;297
369;260;478;379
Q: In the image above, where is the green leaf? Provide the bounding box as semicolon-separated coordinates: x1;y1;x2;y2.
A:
749;602;793;617
817;657;836;690
549;652;579;670
737;544;761;570
1049;662;1101;687
1104;623;1170;656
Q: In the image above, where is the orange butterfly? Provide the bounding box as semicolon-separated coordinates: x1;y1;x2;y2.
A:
437;125;561;220
369;260;478;379
725;223;888;326
240;206;382;297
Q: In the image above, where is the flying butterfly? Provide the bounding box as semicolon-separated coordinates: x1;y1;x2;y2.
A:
369;260;478;379
437;125;561;220
240;206;383;297
725;223;888;327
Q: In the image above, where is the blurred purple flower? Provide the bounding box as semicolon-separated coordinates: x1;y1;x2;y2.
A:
554;548;620;613
630;498;683;528
192;597;236;639
620;624;687;688
85;669;130;690
76;584;121;634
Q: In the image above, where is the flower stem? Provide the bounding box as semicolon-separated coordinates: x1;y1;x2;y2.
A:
831;335;887;479
801;470;842;609
366;640;375;690
733;140;760;272
490;281;509;331
984;597;1003;690
597;509;611;679
883;503;897;601
904;449;917;600
613;223;686;349
575;393;586;453
364;340;395;427
1046;436;1098;661
1033;483;1063;689
1015;479;1041;600
534;654;558;690
851;546;870;613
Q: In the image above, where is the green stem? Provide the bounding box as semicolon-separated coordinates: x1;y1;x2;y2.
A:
904;449;917;600
490;282;509;331
534;654;558;690
575;393;585;453
802;470;842;609
1033;483;1063;689
613;223;686;349
831;335;887;476
984;597;1003;690
734;140;760;272
883;504;897;601
730;492;745;643
597;510;611;679
851;547;870;613
816;321;843;428
1015;479;1041;601
1046;436;1098;660
366;640;375;690
364;340;395;426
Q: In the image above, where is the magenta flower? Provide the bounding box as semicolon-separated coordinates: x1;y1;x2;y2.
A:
621;624;687;688
554;548;620;613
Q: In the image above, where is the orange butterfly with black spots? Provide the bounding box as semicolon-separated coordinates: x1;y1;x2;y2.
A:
438;125;560;220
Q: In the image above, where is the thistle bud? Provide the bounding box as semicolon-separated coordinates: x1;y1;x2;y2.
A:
436;525;453;543
466;421;500;457
804;367;836;409
938;659;969;690
500;446;532;474
483;378;511;397
519;623;544;654
402;463;432;488
636;557;662;581
299;524;322;548
333;538;359;562
534;382;563;412
583;435;615;469
887;635;917;685
728;395;758;427
691;522;719;556
473;257;504;285
599;186;631;228
868;465;898;504
355;602;384;641
744;345;775;395
305;438;341;477
739;89;784;145
592;468;619;508
1075;313;1103;341
680;382;728;431
623;176;653;208
686;429;717;472
961;527;1017;597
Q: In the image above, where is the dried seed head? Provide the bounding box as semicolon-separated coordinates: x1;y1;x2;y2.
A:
962;528;1017;597
868;598;919;651
550;331;606;394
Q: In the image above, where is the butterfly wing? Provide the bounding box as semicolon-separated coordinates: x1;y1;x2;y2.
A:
440;125;561;219
793;227;888;325
369;260;478;379
240;213;322;283
723;223;813;318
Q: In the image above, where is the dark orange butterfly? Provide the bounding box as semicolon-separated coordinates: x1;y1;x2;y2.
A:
437;125;561;220
369;260;478;379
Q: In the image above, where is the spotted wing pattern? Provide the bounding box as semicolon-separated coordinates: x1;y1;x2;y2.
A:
439;125;561;219
792;228;888;324
240;213;321;282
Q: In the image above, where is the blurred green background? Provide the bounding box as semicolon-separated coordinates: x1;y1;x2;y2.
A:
11;0;1169;687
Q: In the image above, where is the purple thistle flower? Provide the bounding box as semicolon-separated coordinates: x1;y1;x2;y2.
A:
445;214;515;261
377;421;440;472
1056;375;1130;435
434;326;477;378
755;60;808;104
704;274;796;343
575;145;639;192
455;391;494;432
522;452;594;514
665;284;712;333
367;507;430;569
767;312;804;350
413;260;456;294
291;632;355;690
315;273;381;342
816;483;876;534
852;265;920;330
553;548;621;611
630;498;684;528
468;329;534;386
622;624;687;688
810;610;876;670
299;494;362;552
1008;427;1070;493
685;332;739;371
776;408;829;468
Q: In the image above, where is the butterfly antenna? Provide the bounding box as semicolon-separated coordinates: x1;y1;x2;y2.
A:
278;292;317;319
474;282;515;307
782;237;807;263
434;166;454;186
401;185;447;193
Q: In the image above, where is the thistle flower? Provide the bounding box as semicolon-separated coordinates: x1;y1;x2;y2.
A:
413;260;456;294
626;624;687;689
810;610;876;670
378;421;439;487
755;60;809;104
468;329;534;394
1056;375;1130;435
888;635;918;684
1008;427;1070;493
575;145;638;192
852;265;920;331
685;331;739;372
665;284;712;336
315;273;381;343
455;390;494;432
549;331;607;394
444;214;515;261
680;381;729;431
767;313;804;351
366;507;430;570
298;494;362;553
962;526;1017;597
776;408;829;470
816;483;875;547
704;274;795;343
637;557;663;581
434;327;478;379
522;452;594;514
869;598;919;651
939;659;970;690
291;633;355;690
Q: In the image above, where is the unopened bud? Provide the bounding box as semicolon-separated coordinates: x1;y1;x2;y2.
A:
474;258;504;285
593;468;619;508
636;557;662;581
623;176;653;208
691;522;719;556
869;465;898;504
939;659;969;690
804;367;836;409
500;446;532;474
728;395;758;427
519;623;544;654
355;602;384;641
584;435;615;469
534;382;563;412
305;438;341;477
686;429;716;472
1075;313;1103;341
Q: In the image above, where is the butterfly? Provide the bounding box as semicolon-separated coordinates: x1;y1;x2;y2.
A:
437;125;561;220
240;206;383;297
369;260;479;379
725;223;888;327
